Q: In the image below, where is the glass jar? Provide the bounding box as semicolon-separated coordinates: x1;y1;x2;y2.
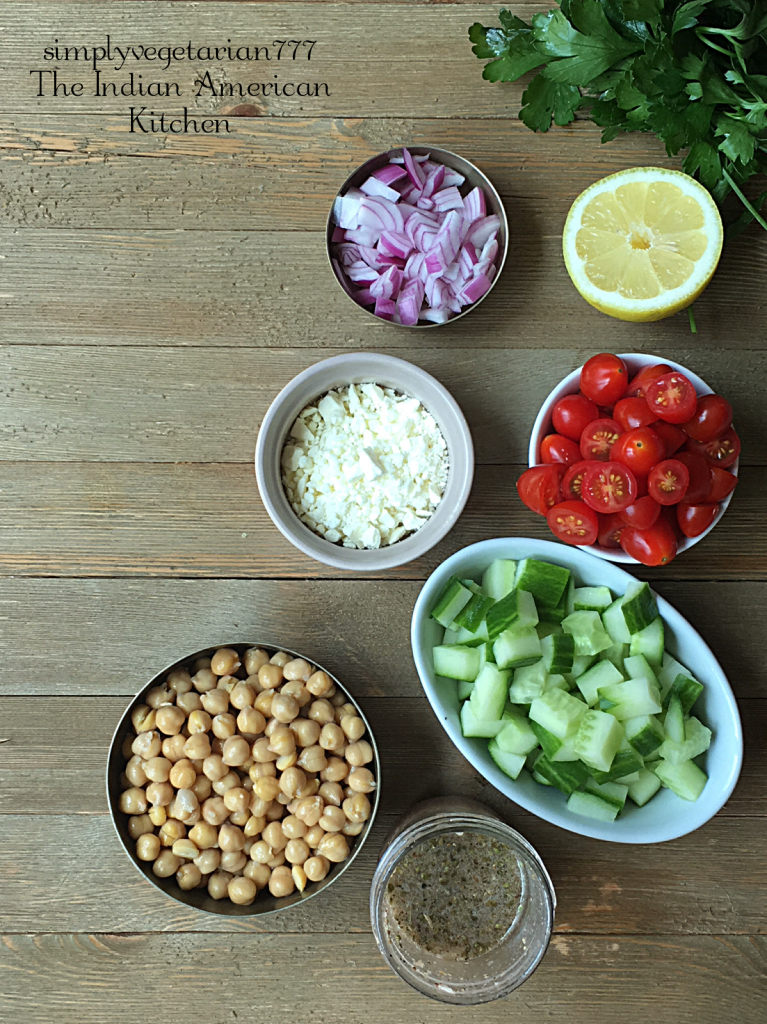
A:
369;797;555;1004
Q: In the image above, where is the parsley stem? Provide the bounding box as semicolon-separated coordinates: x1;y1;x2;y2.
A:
723;169;767;234
687;305;697;335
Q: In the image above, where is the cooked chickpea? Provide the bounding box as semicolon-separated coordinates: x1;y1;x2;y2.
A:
254;690;274;716
148;806;167;827
216;675;239;695
329;689;347;707
143;756;172;784
177;691;203;714
131;705;156;733
340;716;366;742
168;669;194;695
249;839;273;864
253;776;281;802
262;820;288;852
318;782;343;807
317;832;350;863
264;716;280;738
249;761;276;780
169;758;196;789
280;814;307;840
153;849;182;877
194;848;220;874
120;787;148;815
128;813;154;839
284;837;310;865
125;755;148;787
173;789;200;821
222;735;250;766
132;730;162;760
162;734;187;763
307;699;334;725
244;814;267;838
172;837;199;860
295;777;320;799
347;767;376;794
134;835;161;866
343;792;371;823
227;682;253;710
156;705;186;736
159;819;186;846
210;648;239;676
268;865;295;897
319;723;345;752
342;821;364;837
186;709;211;735
306;670;332;697
252;737;277;763
304;855;330;882
201;796;229;826
227;874;256;905
218;823;245;853
192;668;218;693
146;685;174;709
244;647;270;675
177;863;202;890
271;693;300;725
268;726;296;756
318;805;346;832
269;651;290;668
276;752;298;771
184;733;211;761
345;740;373;766
281;680;312;708
212;771;240;796
283;658;311;682
191;774;212;801
258;663;283;690
237;707;265;737
297;745;327;773
294;795;324;828
145;781;174;807
221;850;248;874
223;786;250;814
292;864;308;892
245;861;271;889
201;753;227;782
249;794;270;818
230;809;251;827
277;767;305;800
186;820;215;849
291;718;321;747
207;870;232;900
304;825;326;849
212;713;237;740
201;688;230;716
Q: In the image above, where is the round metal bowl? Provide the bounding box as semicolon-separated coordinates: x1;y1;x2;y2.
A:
107;642;381;917
326;145;509;328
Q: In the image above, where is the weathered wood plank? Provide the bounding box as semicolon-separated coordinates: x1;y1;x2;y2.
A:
0;462;764;582
1;932;766;1024
0;226;764;349
0;579;763;699
0;811;765;934
0;695;761;815
1;346;764;465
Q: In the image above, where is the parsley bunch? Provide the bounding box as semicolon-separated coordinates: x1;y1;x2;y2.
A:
469;1;767;234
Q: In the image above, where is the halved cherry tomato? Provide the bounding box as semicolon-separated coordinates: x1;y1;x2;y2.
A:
651;420;688;458
673;451;712;503
580;418;622;461
547;500;599;546
706;467;738;504
627;363;673;398
645;372;697;424
516;465;565;516
619;495;661;530
581;461;637;514
551;394;600;442
598;512;626;549
561;460;592;501
613;397;657;431
620;519;677;566
677;503;719;538
681;394;733;443
611;427;666;477
647;459;690;505
686;427;741;469
579;353;628;406
540;434;582;466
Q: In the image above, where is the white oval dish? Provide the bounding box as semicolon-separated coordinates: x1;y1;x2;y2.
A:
411;537;743;844
528;353;739;563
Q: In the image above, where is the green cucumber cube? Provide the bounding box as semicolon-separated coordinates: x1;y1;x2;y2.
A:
600;641;628;672
602;597;631;645
629;617;665;669
566;789;621;822
664;694;685;743
627;768;662;807
453;622;490;647
591;746;644;784
486;589;538;641
574;710;623;773
457;680;475;701
529;688;587;740
573;586;613;612
623;654;659;689
624;714;664;758
508;660;549;704
433;645;482;682
493;626;542;669
460;701;504;739
541;632;575;675
453;593;494;634
584;778;628;810
533;753;590;795
469;663;511;722
658;653;690;697
532;769;554;786
653;758;708;801
431;576;473;628
482;559;518;601
621;581;658;635
663;673;705;716
598;677;663;720
658;716;712;765
575;659;624;706
562;610;613;656
550;736;580;762
488;739;526;779
495;707;539;756
514;559;571;609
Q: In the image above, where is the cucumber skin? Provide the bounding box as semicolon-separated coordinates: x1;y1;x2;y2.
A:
653;758;707;801
515;559;571;609
663;673;704;716
624;715;664;758
591;747;644;784
621;582;659;635
431;576;472;627
433;645;481;682
574;710;623;773
533;754;590;795
488;739;526;779
566;790;621;822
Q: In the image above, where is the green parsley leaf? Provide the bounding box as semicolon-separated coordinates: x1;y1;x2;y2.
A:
520;75;583;131
671;1;709;37
533;2;642;85
468;17;547;83
715;113;757;165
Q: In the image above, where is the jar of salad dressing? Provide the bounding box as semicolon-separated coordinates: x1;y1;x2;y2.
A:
370;797;555;1004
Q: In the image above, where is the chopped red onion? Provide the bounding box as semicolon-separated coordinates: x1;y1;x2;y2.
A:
372;164;407;185
375;297;396;320
331;226;346;243
433;186;465;213
378;230;413;260
467;215;501;249
344;226;380;247
360;176;401;203
459;272;492;305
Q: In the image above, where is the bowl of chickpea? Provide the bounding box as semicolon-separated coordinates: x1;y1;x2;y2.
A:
107;643;380;916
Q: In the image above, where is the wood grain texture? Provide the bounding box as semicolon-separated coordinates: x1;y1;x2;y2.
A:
0;579;764;699
0;462;764;582
1;226;765;349
1;932;766;1024
2;346;765;464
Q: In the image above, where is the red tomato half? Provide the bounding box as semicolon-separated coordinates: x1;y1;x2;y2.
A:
651;420;688;458
598;513;626;549
645;372;697;424
613;397;657;431
620;519;678;566
627;363;673;398
551;394;600;442
677;503;719;538
619;495;661;530
611;427;666;477
580;418;622;461
673;451;711;504
682;394;733;443
516;465;565;516
581;461;637;514
547;500;599;546
580;353;628;406
686;427;741;469
540;434;582;466
706;467;738;504
648;459;690;506
561;460;592;501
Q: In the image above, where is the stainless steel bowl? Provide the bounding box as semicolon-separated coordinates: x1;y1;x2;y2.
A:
326;145;509;328
107;642;381;917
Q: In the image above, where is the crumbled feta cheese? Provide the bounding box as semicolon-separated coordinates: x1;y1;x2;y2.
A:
281;383;449;549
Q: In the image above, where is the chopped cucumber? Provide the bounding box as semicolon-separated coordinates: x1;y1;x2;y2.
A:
664;694;685;743
495;707;539;756
431;576;472;628
488;739;526;779
627;768;662;807
486;588;538;641
653;759;708;801
536;621;564;639
621;581;658;635
433;644;482;682
508;660;549;704
663;673;704;716
469;663;511;722
598;677;662;720
533;754;590;795
515;559;571;609
602;597;631;645
457;680;474;701
493;626;542;669
658;653;689;697
629;617;665;669
573;586;613;612
543;673;569;693
532;769;554;786
443;626;461;645
529;719;564;760
550;735;580;762
623;654;660;689
624;714;664;758
601;641;628;672
658;716;712;765
529;688;587;740
575;659;624;706
453;621;490;646
591;746;644;784
482;559;518;601
562;610;613;656
541;632;575;675
567;789;621;822
460;701;504;738
574;710;623;773
453;593;494;633
584;778;628;811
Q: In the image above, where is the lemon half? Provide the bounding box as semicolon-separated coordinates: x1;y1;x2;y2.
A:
563;167;724;323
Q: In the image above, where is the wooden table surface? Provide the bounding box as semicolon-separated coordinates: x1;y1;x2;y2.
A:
1;2;766;1021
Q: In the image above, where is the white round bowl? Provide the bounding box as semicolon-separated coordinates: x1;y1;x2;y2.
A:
411;538;743;844
255;353;474;571
528;353;739;563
